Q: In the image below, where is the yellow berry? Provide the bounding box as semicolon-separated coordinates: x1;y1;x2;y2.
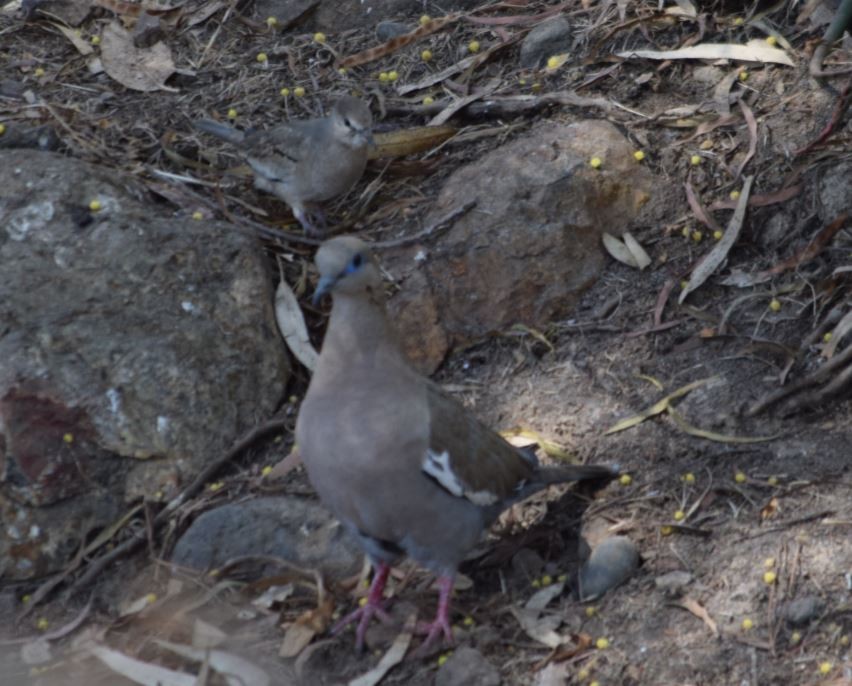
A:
661;525;673;536
742;618;753;630
585;606;597;617
358;597;368;607
191;211;203;221
590;682;600;686
769;298;781;312
63;433;74;443
36;618;49;631
734;17;744;25
419;14;431;26
387;70;399;82
713;230;724;240
437;653;449;666
577;668;590;680
673;510;685;521
89;200;101;212
690;154;701;165
546;55;560;69
518;77;527;85
735;472;747;484
266;16;278;27
280;87;290;96
463;616;475;626
840;635;849;646
421;49;433;61
422;96;434;105
681;226;691;238
22;595;31;604
823;332;833;343
313;32;326;44
765;36;777;46
531;578;541;588
468;40;480;53
34;67;45;77
378;72;389;82
337;67;347;76
730;190;740;200
619;473;632;486
790;631;801;644
590;157;602;169
208;482;223;492
682;472;696;484
768;476;779;486
819;662;832;675
294;86;305;97
91;35;100;45
227;108;237;120
0;124;5;135
541;575;553;586
261;465;273;476
595;637;609;650
739;70;748;81
633;150;645;161
763;571;777;584
145;593;157;604
691;230;703;242
680;280;689;290
256;53;267;63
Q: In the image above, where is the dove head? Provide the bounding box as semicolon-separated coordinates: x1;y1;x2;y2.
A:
312;236;382;304
330;96;374;149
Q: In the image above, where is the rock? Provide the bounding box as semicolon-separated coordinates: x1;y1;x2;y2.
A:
172;497;362;580
780;595;824;627
0;124;60;151
386;120;658;372
577;536;640;601
375;20;410;42
435;647;501;686
0;149;289;579
818;160;852;223
519;16;573;69
654;570;693;596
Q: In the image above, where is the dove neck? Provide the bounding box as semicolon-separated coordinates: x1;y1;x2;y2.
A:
325;290;401;361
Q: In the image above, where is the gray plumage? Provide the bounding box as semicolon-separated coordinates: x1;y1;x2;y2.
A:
195;97;373;235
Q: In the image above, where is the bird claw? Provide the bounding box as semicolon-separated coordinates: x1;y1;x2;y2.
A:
332;600;394;652
413;615;454;657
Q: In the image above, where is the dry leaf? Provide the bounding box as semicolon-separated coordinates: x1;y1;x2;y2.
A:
347;612;416;686
279;622;316;659
275;280;318;371
823;309;852;358
760;497;780;520
369;125;457;159
602;232;651;270
525;581;565;612
618;41;794;66
101;21;176;92
155;640;270;686
603;377;714;435
510;607;565;647
677;596;718;636
52;23;94;55
535;662;571;686
668;407;779;443
90;645;197;686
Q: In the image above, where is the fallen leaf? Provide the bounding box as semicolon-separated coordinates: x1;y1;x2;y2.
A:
677;596;718;636
155;640;270;686
603;232;650;269
275;280;318;371
89;645;196;686
668;407;779;443
534;661;571;686
618;41;794;66
101;21;177;92
760;497;780;520
603;378;714;435
369;125;457;159
510;607;565;647
347;612;416;686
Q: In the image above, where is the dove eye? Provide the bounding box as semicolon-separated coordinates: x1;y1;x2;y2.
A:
345;253;364;274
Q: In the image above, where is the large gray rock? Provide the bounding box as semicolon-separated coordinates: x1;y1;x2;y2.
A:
0;149;289;579
386;119;658;371
519;16;573;69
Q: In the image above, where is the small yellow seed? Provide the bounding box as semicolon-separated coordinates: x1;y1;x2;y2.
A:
739;70;748;81
34;67;45;77
680;280;689;290
89;200;101;212
422;96;434;105
437;653;449;666
337;67;347;75
673;510;685;521
22;595;31;604
378;72;389;82
769;298;781;312
765;36;777;46
691;230;703;242
531;81;542;92
577;668;590;680
823;332;833;343
531;578;541;588
734;17;744;25
619;473;632;486
595;637;609;650
0;124;5;135
690;154;701;166
261;465;273;476
419;14;431;26
681;226;691;238
266;16;278;27
790;630;801;644
63;433;74;443
208;482;223;492
468;40;480;53
682;472;696;484
633;150;645;161
256;53;268;63
227;108;237;120
387;70;399;82
742;618;753;630
462;616;474;626
730;190;740;200
191;211;203;220
541;575;553;586
421;49;433;61
314;32;326;44
763;571;777;584
518;77;527;85
768;476;779;486
735;472;747;483
546;55;560;69
590;682;600;686
713;230;724;240
590;157;602;169
145;593;157;604
294;86;305;97
91;35;100;45
557;574;567;583
661;525;673;536
36;618;49;631
280;87;290;97
585;606;597;617
819;662;832;675
839;634;849;646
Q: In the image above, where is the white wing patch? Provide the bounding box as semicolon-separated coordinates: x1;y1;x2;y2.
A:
422;450;499;506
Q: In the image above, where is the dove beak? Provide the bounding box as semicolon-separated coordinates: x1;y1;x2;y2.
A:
312;275;337;305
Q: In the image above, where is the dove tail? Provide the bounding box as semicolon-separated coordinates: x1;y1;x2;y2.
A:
536;464;617;485
194;119;245;144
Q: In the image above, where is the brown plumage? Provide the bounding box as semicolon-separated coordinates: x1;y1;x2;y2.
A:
295;236;614;654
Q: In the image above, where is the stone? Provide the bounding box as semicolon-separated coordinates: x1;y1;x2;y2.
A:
0;149;289;579
577;536;640;601
818;160;852;223
386;120;658;372
172;497;363;580
375;20;410;42
435;647;501;686
654;570;693;597
780;595;824;627
519;16;573;69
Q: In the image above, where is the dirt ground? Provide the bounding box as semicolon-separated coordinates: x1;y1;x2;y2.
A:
1;0;851;684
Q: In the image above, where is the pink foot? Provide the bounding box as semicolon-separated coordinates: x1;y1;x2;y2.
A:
414;575;455;656
332;563;393;652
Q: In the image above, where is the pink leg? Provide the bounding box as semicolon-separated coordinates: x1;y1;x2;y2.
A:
332;562;394;652
414;575;455;655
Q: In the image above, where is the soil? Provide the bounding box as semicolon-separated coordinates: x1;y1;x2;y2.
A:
1;1;851;685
